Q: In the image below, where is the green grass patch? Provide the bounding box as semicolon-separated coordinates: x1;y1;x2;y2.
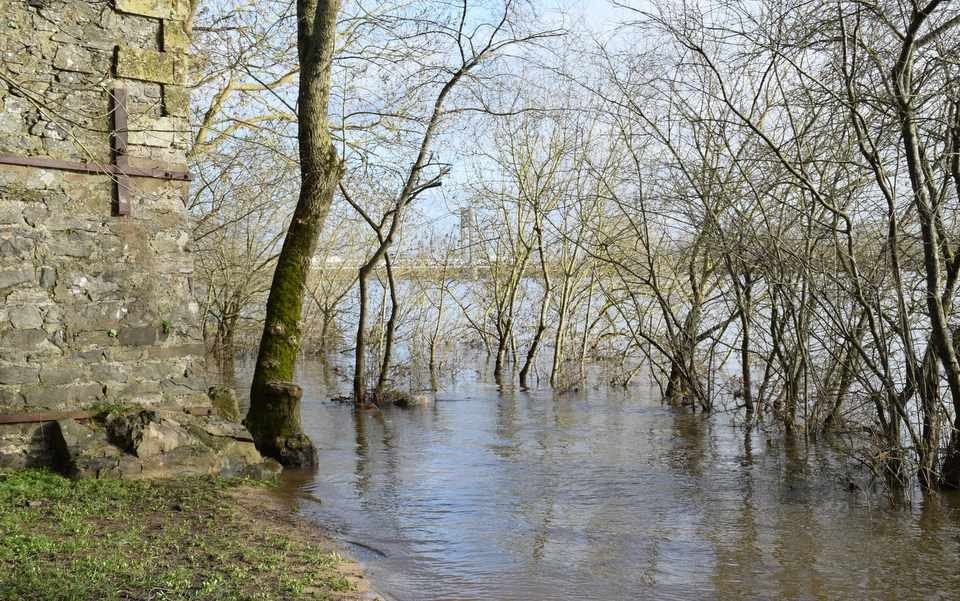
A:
0;470;356;600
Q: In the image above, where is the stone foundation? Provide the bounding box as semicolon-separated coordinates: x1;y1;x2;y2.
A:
53;407;281;480
0;0;265;476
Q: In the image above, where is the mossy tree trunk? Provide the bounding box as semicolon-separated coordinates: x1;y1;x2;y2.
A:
247;0;342;466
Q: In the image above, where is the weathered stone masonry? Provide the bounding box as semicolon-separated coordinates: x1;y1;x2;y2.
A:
0;0;215;469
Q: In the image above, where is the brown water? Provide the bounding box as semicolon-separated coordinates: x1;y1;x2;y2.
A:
244;360;960;601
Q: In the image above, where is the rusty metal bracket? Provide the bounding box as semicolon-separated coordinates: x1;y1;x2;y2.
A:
111;86;131;215
0;86;191;217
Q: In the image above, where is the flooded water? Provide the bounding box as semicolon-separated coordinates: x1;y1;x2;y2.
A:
241;359;960;601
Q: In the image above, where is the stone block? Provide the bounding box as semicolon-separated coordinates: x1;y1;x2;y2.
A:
47;230;97;258
0;385;24;406
21;382;104;407
0;269;34;290
145;343;205;360
115;0;189;21
52;44;96;74
89;362;129;383
72;331;119;348
160;376;205;396
59;272;122;301
0;328;48;349
6;288;51;306
128;115;179;148
0;363;40;385
113;379;163;398
162;84;189;117
0;422;50;469
161;19;190;52
8;305;44;329
119;325;157;346
136;444;219;479
0;236;35;259
115;45;188;85
39;266;57;289
106;410;194;458
39;364;84;385
0;202;31;225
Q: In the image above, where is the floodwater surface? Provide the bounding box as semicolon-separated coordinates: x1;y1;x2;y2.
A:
241;361;960;601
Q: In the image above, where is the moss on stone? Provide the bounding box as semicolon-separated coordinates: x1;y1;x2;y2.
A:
115;45;187;85
115;0;190;21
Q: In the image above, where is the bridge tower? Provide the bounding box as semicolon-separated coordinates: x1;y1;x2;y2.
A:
458;206;476;265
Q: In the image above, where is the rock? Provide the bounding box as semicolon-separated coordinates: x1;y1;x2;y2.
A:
40;365;85;385
199;416;252;442
0;0;216;470
215;440;266;477
133;443;221;479
96;409;280;479
39;266;57;289
0;269;34;290
241;457;282;480
53;45;96;74
207;385;240;422
118;326;158;347
0;364;40;385
49;418;122;478
115;0;190;20
106;410;193;458
8;305;44;329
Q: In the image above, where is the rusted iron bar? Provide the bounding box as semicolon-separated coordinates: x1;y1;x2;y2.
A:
0;406;214;425
111;86;131;216
0;410;96;424
0;85;191;218
0;154;191;181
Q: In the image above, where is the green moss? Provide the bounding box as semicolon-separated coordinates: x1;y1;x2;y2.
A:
0;470;355;601
115;46;187;85
89;400;135;418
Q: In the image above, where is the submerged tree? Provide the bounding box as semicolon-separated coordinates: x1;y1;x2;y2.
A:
341;0;562;404
245;0;343;466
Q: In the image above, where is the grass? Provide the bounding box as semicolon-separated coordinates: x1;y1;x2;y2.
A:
0;470;362;601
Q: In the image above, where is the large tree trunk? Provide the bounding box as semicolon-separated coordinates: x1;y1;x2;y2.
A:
246;0;342;467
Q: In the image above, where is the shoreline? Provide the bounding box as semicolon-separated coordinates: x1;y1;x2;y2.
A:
0;470;383;600
227;484;385;601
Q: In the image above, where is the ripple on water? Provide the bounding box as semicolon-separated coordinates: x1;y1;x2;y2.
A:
254;361;960;601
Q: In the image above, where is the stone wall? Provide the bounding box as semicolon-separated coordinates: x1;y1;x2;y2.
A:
0;0;207;467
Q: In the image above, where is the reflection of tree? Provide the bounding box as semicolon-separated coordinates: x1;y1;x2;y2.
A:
707;426;762;601
668;413;711;478
352;407;371;498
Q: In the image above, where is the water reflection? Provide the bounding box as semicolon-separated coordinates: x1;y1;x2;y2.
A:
245;359;960;601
